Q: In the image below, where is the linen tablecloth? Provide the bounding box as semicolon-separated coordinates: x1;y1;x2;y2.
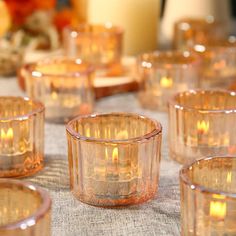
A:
0;77;181;236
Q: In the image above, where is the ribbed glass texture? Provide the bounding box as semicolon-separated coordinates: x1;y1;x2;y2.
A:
0;179;51;236
173;18;225;51
194;38;236;89
180;156;236;236
137;51;200;111
63;24;123;77
25;58;94;123
169;90;236;164
66;113;162;207
0;97;44;177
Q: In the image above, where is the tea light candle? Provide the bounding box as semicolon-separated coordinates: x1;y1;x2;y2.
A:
138;51;200;111
169;90;236;164
180;156;236;235
0;179;51;235
0;97;45;177
24;58;95;123
87;0;161;55
66;112;162;207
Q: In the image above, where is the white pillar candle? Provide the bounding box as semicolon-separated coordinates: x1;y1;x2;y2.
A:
87;0;161;56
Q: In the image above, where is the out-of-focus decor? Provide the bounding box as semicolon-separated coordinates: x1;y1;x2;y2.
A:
0;96;45;177
24;57;94;123
138;51;200;111
169;90;236;164
66;113;162;207
0;0;11;36
193;37;236;89
173;17;226;50
86;0;161;56
161;0;231;46
180;156;236;235
63;23;123;77
0;179;51;236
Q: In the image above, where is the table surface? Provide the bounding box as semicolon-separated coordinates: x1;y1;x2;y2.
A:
0;77;181;236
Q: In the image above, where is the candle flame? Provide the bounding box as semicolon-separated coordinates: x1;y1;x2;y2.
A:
227;172;232;183
160;76;173;88
197;120;209;134
1;128;13;141
112;147;118;163
210;200;226;220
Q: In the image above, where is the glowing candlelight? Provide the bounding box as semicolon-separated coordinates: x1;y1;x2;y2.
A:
1;128;13;150
112;147;118;163
210;199;226;220
197;120;209;135
160;76;173;88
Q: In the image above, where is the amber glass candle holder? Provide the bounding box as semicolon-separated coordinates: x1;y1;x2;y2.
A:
25;57;95;123
138;51;200;111
63;24;123;77
0;179;51;236
174;17;226;51
180;156;236;235
66;113;162;207
193;37;236;89
0;97;44;178
169;90;236;164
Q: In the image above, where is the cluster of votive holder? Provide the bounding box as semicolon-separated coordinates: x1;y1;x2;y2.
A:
1;18;236;235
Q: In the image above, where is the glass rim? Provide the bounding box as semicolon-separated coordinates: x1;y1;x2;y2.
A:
66;112;162;144
30;57;95;78
64;22;123;37
0;96;45;121
138;50;200;69
180;155;236;198
0;178;51;231
168;89;236;113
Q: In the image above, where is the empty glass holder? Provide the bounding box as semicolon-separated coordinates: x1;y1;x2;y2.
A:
169;90;236;164
66;112;162;207
0;96;45;177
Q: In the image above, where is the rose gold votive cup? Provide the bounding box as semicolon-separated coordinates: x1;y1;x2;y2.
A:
138;51;200;111
180;156;236;236
63;24;123;77
193;37;236;89
0;97;45;178
66;113;162;207
169;90;236;164
0;179;51;236
24;57;95;123
174;17;226;51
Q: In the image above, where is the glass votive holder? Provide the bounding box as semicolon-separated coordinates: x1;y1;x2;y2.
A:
193;37;236;89
0;179;51;236
137;51;200;111
25;57;95;123
66;113;162;207
173;17;226;51
63;23;123;77
169;90;236;164
0;97;45;178
180;156;236;235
